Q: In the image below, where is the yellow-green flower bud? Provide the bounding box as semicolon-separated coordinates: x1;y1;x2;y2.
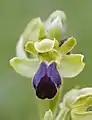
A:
56;88;92;120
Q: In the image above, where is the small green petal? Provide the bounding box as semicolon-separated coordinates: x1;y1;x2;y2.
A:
10;57;39;78
43;110;53;120
34;39;55;53
25;41;38;55
45;10;67;41
59;54;85;77
59;37;77;54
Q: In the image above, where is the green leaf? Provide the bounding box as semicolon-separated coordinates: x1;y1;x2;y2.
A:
43;110;53;120
10;57;39;78
59;54;85;77
34;39;55;53
58;37;77;54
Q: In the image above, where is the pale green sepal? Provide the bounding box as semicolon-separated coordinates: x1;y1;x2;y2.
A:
72;94;92;108
22;17;45;41
34;39;55;53
61;89;79;108
59;37;77;54
10;57;39;78
71;105;92;120
61;88;92;109
47;10;66;26
78;88;92;95
43;110;53;120
16;18;45;58
60;88;92;120
59;54;85;77
46;16;63;40
45;10;67;41
16;37;27;58
25;41;38;55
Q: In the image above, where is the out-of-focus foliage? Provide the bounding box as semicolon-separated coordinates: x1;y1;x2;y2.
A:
0;0;92;120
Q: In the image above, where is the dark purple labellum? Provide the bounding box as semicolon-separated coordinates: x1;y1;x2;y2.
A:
33;62;61;99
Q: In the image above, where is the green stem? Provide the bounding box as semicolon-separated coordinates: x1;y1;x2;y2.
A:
36;79;64;120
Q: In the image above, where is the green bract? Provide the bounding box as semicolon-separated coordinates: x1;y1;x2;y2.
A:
56;88;92;120
43;110;53;120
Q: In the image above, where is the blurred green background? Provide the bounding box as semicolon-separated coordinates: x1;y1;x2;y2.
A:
0;0;92;120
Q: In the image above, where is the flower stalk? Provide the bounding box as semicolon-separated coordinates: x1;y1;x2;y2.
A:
9;10;86;120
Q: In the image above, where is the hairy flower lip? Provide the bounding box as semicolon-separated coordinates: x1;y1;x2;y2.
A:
33;62;61;99
36;75;57;99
